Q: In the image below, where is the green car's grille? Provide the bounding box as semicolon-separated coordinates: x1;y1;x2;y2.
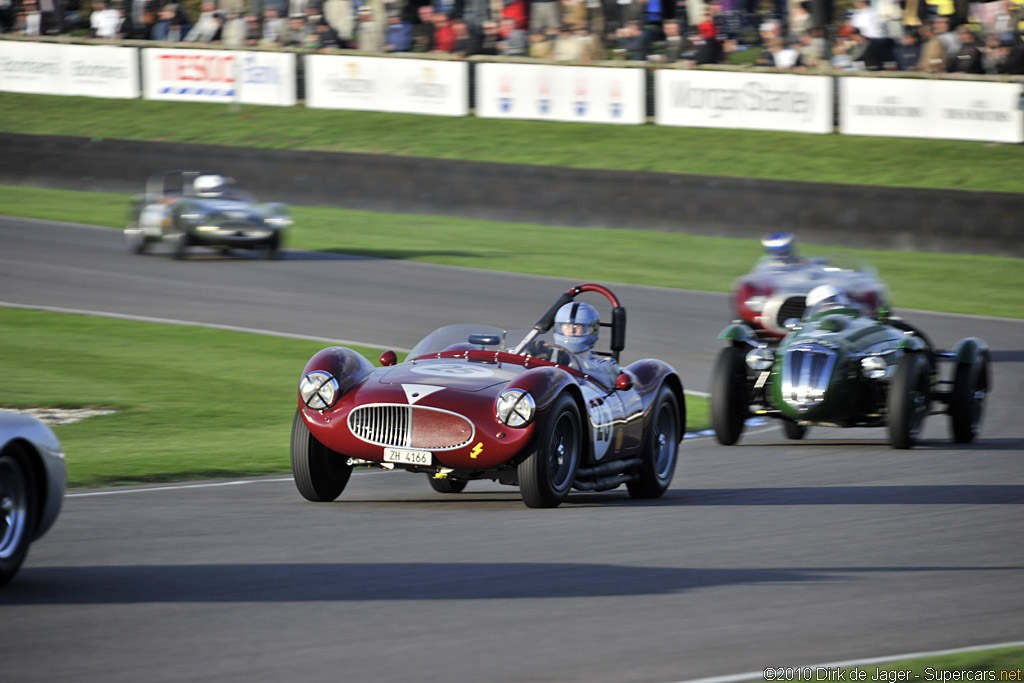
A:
782;344;837;412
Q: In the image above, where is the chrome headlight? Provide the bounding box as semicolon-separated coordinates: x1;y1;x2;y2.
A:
266;215;292;228
744;295;768;313
496;389;535;428
860;356;888;380
300;371;339;410
746;346;774;371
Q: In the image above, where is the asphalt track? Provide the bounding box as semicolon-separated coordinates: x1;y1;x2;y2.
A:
1;216;1022;683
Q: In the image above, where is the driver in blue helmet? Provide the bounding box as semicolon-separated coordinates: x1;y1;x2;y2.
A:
552;302;620;385
761;231;804;264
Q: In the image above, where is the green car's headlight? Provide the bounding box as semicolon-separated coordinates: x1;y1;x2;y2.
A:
300;371;339;410
860;356;888;380
746;346;774;371
496;389;535;428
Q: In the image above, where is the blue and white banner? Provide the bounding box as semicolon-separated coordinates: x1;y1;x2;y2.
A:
0;42;138;98
476;62;645;125
305;55;468;117
142;48;295;106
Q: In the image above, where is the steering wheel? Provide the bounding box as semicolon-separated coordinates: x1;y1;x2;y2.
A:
526;341;581;371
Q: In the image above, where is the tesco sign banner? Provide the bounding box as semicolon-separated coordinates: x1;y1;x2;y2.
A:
142;48;296;106
840;76;1023;144
305;55;468;116
476;63;645;125
0;42;138;98
655;69;833;134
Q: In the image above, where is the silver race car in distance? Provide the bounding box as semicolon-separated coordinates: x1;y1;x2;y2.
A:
124;170;292;259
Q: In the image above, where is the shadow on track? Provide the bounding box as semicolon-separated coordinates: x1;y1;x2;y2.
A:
3;563;1019;605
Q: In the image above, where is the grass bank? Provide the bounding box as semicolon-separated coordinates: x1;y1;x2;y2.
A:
0;308;710;488
2;185;1021;319
1;93;1022;192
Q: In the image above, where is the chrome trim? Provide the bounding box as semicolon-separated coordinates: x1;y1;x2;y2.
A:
781;343;838;412
347;404;475;451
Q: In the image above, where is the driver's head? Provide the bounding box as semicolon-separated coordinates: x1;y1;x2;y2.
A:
193;174;226;198
761;231;797;262
805;284;851;318
553;302;600;354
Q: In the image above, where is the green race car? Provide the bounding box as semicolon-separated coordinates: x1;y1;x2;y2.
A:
710;285;989;449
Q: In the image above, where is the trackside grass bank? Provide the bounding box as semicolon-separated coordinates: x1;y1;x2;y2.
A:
0;308;710;488
2;185;1021;319
1;93;1022;192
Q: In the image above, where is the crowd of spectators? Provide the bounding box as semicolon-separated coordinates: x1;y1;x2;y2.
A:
1;0;1022;74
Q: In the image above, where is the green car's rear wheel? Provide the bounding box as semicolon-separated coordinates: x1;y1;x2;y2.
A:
950;357;988;444
888;353;930;449
427;475;468;494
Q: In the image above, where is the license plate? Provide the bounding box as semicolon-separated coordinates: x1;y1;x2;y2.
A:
383;448;433;466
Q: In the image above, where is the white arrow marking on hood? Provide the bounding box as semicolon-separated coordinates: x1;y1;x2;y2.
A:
402;384;445;405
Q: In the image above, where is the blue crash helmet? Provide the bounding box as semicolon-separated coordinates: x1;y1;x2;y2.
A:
761;231;797;261
553;302;600;354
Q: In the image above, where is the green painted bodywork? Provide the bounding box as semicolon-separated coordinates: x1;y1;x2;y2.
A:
769;309;909;423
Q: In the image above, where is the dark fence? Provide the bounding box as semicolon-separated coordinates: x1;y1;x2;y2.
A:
2;132;1020;257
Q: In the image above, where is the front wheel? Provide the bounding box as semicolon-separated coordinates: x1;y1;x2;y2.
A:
888;353;930;449
290;409;352;501
782;421;807;440
264;232;282;260
627;386;682;499
950;357;988;444
518;394;581;508
0;446;37;587
427;475;468;494
711;346;749;446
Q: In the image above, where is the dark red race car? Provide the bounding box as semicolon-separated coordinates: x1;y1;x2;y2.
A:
291;284;686;508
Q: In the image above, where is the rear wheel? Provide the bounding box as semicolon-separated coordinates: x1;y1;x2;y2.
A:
888;353;930;449
427;475;468;494
290;409;352;501
711;346;749;445
123;228;149;254
782;421;807;440
265;232;282;260
627;386;682;499
171;231;190;260
950;357;988;444
0;445;37;587
518;394;581;508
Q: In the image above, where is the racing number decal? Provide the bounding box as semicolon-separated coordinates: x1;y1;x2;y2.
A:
409;363;495;378
581;385;617;460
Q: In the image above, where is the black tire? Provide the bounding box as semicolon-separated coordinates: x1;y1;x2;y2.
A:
782;421;807;440
627;386;683;499
265;232;282;260
518;394;581;508
0;445;37;587
711;346;749;446
888;353;930;449
290;409;352;502
171;230;190;260
123;228;149;255
427;475;468;494
950;357;988;444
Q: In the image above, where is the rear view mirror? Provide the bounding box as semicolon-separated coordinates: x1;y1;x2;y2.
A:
380;350;398;366
616;373;633;391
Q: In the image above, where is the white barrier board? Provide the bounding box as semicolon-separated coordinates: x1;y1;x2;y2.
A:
840;77;1023;144
655;69;833;134
0;42;138;98
476;62;645;125
305;55;468;116
142;48;296;106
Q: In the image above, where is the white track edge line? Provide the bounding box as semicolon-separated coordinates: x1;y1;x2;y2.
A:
669;640;1024;683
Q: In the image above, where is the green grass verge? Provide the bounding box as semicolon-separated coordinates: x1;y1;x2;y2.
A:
0;308;709;488
3;185;1021;319
1;93;1022;192
764;644;1024;683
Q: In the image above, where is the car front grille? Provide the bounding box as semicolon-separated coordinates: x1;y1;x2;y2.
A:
781;343;837;412
776;296;807;328
347;404;475;451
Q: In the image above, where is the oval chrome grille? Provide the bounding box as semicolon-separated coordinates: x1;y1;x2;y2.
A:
782;343;837;412
347;404;475;451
